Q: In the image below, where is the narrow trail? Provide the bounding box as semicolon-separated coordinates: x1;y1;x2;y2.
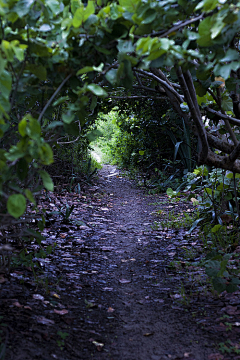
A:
93;165;215;360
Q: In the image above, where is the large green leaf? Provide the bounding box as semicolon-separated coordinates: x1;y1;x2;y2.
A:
87;84;107;97
14;0;34;17
105;69;118;85
72;1;95;27
0;70;12;100
39;170;54;191
45;0;61;15
119;0;139;12
212;277;226;293
7;194;26;218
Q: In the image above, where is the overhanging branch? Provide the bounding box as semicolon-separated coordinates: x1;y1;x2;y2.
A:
205;107;240;126
134;68;184;103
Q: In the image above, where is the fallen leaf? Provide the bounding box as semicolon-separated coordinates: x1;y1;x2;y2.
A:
170;294;182;299
60;233;68;238
54;309;68;315
13;301;22;308
85;299;97;308
36;316;55;325
107;307;115;313
33;294;44;301
190;198;198;205
119;279;131;284
102;287;113;291
92;340;104;351
52;293;60;299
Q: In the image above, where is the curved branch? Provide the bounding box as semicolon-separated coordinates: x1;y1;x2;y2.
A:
176;67;209;162
57;136;80;145
134;14;204;39
110;95;168;100
134;68;184;103
38;73;72;124
207;133;235;154
205;107;240;126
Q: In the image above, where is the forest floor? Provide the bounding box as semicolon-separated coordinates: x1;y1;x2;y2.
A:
0;165;240;360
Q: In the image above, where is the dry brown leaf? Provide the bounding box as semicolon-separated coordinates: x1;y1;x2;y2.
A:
107;307;115;313
54;309;68;315
13;301;22;308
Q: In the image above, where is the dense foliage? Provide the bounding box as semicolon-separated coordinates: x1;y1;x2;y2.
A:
1;0;240;240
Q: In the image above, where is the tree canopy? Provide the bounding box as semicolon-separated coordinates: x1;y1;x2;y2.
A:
1;0;240;220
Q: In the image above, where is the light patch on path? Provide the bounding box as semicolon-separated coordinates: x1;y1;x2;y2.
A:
91;150;102;163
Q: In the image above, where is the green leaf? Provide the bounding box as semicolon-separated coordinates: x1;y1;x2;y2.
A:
211;224;223;233
205;260;221;278
76;63;104;75
0;70;12;100
226;281;239;293
120;60;133;89
14;0;34;17
45;0;61;15
18;115;41;138
119;0;139;12
86;129;102;142
105;69;118;85
139;150;144;155
211;19;225;39
39;24;52;32
87;84;107;97
214;62;240;79
5;145;26;161
0;56;7;76
212;277;226;293
220;49;239;63
46;121;63;130
27;64;47;81
142;11;157;24
62;111;75;124
53;96;69;106
221;95;233;112
72;1;95;27
166;188;179;198
40;143;54;165
39;170;54;191
117;40;135;53
90;96;97;111
187;218;204;234
24;228;44;240
7;194;26;218
25;189;36;205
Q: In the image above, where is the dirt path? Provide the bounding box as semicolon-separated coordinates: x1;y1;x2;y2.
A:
1;165;234;360
93;165;214;360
